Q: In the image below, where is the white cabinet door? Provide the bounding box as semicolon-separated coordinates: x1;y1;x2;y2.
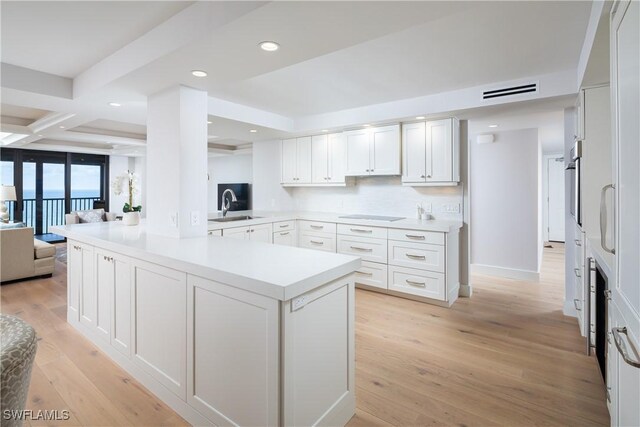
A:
250;223;273;243
344;129;371;176
611;2;640;425
94;251;113;342
79;244;95;329
133;260;187;399
112;254;132;357
426;119;453;182
67;241;82;322
311;135;329;184
281;138;297;184
370;124;400;175
296;136;312;184
273;230;295;246
402;122;426;183
328;133;346;184
223;226;250;240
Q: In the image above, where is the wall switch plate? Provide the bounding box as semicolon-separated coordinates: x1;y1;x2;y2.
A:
190;211;200;226
169;212;178;227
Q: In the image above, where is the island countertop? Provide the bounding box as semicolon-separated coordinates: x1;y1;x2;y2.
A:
51;221;360;301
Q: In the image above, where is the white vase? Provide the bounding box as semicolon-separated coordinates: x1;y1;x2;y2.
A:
122;211;140;226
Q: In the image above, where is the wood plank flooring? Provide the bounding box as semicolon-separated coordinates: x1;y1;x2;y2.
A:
0;243;609;426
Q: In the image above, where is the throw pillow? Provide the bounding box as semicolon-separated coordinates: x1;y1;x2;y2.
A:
77;209;105;223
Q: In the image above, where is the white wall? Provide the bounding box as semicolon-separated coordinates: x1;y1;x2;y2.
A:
207;154;253;212
252;140;295;211
470;128;542;280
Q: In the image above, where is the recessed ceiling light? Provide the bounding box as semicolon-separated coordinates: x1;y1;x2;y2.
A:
488;124;498;128
363;124;371;127
191;70;208;77
416;116;425;120
250;129;257;133
259;41;280;52
59;125;65;129
207;121;212;124
108;102;121;107
321;129;328;132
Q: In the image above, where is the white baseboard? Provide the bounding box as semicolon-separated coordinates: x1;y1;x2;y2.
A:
458;283;473;297
563;300;578;318
471;264;540;282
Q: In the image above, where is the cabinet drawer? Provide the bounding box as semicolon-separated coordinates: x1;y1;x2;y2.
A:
273;220;295;232
354;261;387;290
388;228;444;245
298;232;336;252
388;240;445;273
298;220;336;234
273;230;295;247
337;235;387;263
337;224;387;239
207;229;222;237
388;265;445;301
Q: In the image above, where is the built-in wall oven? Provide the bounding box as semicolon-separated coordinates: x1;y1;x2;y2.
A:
567;140;582;226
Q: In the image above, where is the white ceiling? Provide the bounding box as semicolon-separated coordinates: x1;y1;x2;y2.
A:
0;103;49;120
0;1;596;152
0;1;191;77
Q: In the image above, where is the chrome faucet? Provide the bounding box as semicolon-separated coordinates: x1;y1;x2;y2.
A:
221;189;238;217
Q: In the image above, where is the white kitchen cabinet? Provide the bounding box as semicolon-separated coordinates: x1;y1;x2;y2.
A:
345;124;400;176
75;242;95;329
273;230;295;246
67;240;83;322
311;133;346;185
402;118;459;185
132;259;187;399
207;229;222;237
610;2;640;425
388;265;446;301
223;223;273;243
281;137;312;184
354;261;388;290
94;250;113;342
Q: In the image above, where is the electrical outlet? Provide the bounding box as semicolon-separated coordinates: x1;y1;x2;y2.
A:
292;296;307;311
442;203;461;214
169;212;178;227
190;210;200;226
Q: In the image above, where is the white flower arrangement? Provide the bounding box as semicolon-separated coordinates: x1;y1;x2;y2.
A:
112;170;141;212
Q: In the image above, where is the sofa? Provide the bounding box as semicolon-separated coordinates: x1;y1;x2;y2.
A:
0;227;55;283
65;208;117;225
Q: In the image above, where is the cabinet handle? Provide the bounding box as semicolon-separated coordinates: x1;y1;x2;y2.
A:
350;228;372;233
604;289;612;300
356;270;373;276
575;239;581;246
427;174;432;178
406;279;426;287
573;299;582;311
612;327;640;369
310;225;324;229
600;184;615;254
246;229;250;233
327;177;331;181
574;268;581;278
279;224;289;228
279;232;290;236
250;229;255;232
405;234;425;240
310;240;324;245
350;246;373;252
406;253;426;260
420;175;426;179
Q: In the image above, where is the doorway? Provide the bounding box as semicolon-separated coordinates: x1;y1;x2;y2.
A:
544;154;565;243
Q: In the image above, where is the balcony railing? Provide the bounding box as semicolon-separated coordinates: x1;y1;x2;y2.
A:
4;197;101;234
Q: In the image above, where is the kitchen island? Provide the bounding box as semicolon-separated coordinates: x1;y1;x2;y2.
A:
51;222;360;427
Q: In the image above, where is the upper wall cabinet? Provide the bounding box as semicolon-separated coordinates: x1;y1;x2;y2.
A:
281;137;312;185
311;133;346;185
402;118;459;186
345;124;401;176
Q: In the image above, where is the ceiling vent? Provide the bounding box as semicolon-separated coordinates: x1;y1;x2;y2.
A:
482;82;538;100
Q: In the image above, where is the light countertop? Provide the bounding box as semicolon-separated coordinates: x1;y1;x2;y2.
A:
51;222;360;301
208;210;463;233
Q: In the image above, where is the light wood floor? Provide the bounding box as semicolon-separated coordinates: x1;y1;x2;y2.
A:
0;243;609;426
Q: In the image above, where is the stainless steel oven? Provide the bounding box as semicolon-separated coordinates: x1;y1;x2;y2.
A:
567;140;582;226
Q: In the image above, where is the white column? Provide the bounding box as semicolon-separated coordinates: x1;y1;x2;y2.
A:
146;85;208;238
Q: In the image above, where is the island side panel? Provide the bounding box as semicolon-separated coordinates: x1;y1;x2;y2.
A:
282;274;356;427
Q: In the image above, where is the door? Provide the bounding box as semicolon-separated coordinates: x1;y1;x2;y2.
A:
547;156;565;242
79;244;96;329
281;138;297;184
296;137;312;184
67;241;82;322
250;223;273;243
402;122;426;183
344;129;370;176
328;133;345;184
426;119;453;182
311;135;329;184
370;125;400;175
95;250;113;341
612;1;640;425
112;254;132;357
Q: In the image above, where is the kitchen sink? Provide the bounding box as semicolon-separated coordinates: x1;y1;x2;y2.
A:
209;215;260;223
